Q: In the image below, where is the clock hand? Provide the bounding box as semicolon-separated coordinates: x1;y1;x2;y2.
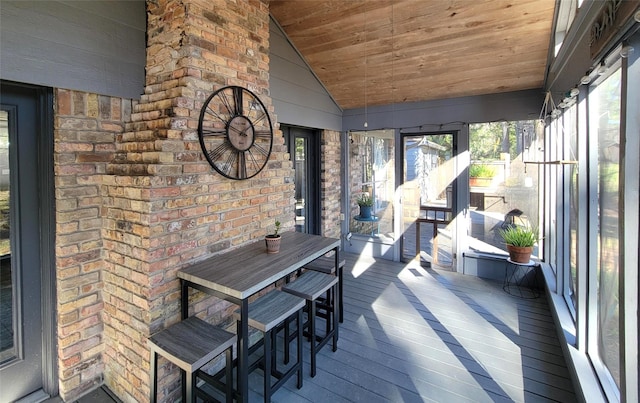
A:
229;125;248;137
239;126;252;137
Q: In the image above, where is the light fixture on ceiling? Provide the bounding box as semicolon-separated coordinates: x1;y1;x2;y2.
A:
580;73;592;85
620;45;634;58
634;9;640;23
597;62;608;75
558;86;579;109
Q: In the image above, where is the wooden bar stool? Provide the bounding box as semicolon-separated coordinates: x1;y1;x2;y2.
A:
303;254;345;323
234;290;305;402
148;316;235;403
282;270;339;377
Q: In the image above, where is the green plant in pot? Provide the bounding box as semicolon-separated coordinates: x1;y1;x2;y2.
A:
265;220;281;254
356;193;374;218
499;224;538;263
469;164;495;187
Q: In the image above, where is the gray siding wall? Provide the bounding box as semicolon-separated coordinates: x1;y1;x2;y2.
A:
0;1;145;99
269;18;342;131
342;89;543;133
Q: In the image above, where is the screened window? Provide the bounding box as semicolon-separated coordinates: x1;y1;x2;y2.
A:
565;104;579;309
467;120;542;255
349;130;395;238
589;66;621;390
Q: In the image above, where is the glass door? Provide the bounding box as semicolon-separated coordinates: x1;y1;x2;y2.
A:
283;126;319;234
0;110;14;367
402;133;455;267
0;83;47;400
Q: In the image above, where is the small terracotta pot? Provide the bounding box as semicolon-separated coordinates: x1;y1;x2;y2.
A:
265;235;281;253
507;245;533;263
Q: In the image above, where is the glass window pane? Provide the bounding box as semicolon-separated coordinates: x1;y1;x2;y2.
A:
590;67;621;388
566;104;578;308
402;134;455;267
468;120;542;255
0;110;13;362
294;137;307;233
349;130;394;239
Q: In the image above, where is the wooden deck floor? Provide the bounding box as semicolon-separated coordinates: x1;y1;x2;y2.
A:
76;251;576;403
241;252;576;402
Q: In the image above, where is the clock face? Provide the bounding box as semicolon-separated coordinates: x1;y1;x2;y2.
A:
198;86;273;180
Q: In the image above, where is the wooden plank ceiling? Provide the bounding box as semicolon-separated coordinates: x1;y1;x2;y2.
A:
269;0;555;110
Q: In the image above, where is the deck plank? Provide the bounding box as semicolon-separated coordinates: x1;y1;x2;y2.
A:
203;252;576;402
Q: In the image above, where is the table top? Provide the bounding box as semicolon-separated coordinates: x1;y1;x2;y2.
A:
177;231;340;300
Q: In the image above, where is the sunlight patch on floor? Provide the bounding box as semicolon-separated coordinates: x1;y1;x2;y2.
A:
350;253;378;278
398;266;527;400
369;280;496;401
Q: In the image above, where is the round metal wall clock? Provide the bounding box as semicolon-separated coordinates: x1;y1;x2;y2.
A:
198;86;274;180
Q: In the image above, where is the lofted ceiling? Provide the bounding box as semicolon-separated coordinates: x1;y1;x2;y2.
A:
269;0;556;110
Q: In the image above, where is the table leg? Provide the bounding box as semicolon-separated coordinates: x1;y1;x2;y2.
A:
181;280;188;320
415;221;421;257
238;299;249;402
432;223;439;265
334;248;343;323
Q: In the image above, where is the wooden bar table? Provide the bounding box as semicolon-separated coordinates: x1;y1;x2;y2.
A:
177;231;340;402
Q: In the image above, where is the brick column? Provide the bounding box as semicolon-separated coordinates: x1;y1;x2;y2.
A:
54;90;134;401
320;130;342;238
101;0;294;401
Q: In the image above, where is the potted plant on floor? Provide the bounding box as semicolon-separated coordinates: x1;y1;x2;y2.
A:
499;224;538;263
356;192;374;218
265;220;282;253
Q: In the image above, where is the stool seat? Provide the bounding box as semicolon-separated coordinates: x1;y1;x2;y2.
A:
149;316;235;403
303;255;345;323
303;255;345;274
240;290;305;332
283;270;338;300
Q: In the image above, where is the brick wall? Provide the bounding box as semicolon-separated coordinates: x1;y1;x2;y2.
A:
99;0;294;401
54;89;134;400
320;130;342;238
51;1;342;401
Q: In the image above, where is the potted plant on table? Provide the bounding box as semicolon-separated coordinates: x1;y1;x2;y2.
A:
356;193;374;218
499;224;538;263
265;220;282;254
